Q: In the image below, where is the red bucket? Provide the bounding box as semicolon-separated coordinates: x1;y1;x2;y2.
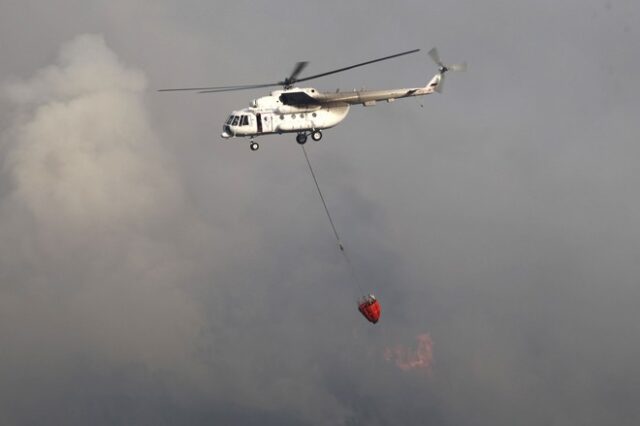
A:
358;294;381;324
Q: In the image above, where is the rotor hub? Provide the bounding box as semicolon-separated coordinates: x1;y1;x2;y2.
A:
283;78;294;89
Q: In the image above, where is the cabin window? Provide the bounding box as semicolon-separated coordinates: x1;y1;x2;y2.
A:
226;116;234;124
280;115;284;120
292;114;296;119
232;116;239;126
241;115;249;126
312;112;317;117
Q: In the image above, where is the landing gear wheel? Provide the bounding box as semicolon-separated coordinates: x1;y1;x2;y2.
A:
311;130;323;142
296;133;308;145
250;141;259;151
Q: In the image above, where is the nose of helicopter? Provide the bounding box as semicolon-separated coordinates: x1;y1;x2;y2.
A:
221;124;232;139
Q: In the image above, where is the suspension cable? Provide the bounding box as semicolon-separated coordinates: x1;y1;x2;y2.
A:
301;145;364;294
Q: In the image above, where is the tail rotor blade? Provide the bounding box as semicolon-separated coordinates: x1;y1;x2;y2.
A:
428;47;443;66
449;62;468;72
428;47;466;93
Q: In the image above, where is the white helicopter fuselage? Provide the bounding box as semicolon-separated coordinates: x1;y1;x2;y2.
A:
220;73;442;140
221;90;350;139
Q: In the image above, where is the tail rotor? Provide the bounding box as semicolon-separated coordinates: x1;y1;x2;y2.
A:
428;47;466;93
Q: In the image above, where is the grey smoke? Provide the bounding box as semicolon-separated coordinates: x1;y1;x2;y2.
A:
2;1;640;424
0;33;356;426
0;34;213;423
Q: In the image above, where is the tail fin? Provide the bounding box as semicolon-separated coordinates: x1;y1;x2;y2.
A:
426;74;442;92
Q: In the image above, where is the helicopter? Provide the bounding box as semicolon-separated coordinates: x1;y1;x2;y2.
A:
159;48;465;151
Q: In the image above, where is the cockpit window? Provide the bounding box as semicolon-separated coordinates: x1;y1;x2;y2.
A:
232;116;239;126
241;115;249;126
226;116;234;124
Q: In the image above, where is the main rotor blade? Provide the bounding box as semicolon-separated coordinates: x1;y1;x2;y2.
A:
288;61;309;82
294;48;420;84
198;83;280;93
160;49;420;93
158;83;279;92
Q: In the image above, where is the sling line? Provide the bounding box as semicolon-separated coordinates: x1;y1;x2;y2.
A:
301;145;364;294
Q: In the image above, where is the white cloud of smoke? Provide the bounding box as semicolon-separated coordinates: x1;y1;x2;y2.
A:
0;34;355;425
0;34;209;391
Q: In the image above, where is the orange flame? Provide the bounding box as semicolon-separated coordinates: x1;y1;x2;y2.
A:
384;333;434;373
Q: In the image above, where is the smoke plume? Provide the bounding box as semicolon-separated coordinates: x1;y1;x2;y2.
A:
0;34;211;402
0;33;354;425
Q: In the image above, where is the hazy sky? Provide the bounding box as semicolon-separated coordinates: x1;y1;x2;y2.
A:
1;1;639;424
